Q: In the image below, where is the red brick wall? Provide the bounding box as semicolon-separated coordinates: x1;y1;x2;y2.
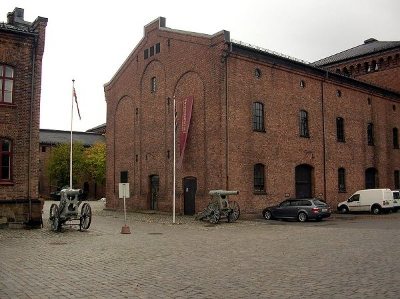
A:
0;10;47;224
105;19;400;215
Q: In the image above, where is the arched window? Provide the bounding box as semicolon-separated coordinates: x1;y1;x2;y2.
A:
295;164;313;198
343;67;349;77
338;168;346;192
365;168;378;189
336;117;345;142
364;62;370;73
252;102;265;132
0;139;12;181
0;65;14;103
371;60;377;71
299;110;309;137
393;128;399;149
254;163;265;192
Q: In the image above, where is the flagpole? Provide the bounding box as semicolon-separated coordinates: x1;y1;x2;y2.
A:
70;79;75;189
173;96;176;224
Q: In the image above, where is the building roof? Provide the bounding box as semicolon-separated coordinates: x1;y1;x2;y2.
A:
0;22;34;34
230;41;400;100
313;38;400;66
40;129;105;146
86;123;106;133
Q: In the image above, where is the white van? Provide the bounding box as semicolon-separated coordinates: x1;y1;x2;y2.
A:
337;189;394;215
392;190;400;212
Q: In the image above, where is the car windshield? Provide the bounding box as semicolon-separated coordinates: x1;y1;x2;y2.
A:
313;199;327;206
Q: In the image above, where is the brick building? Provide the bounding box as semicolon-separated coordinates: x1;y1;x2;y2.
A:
313;38;400;93
0;8;47;226
104;18;400;215
39;129;106;200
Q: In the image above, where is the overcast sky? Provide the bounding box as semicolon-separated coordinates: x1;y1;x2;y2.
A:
1;0;399;132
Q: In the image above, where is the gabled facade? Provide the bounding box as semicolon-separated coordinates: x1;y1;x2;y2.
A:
0;8;47;226
105;18;400;215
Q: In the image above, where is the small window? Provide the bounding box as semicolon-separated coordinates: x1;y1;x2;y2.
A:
300;80;305;88
254;163;265;192
144;49;149;59
367;123;374;146
338;168;346;192
393;128;399;149
252;102;265;132
0;65;14;103
336;117;345;142
299;110;309;137
393;105;396;111
254;68;261;78
41;146;46;153
0;139;12;181
150;46;155;57
368;98;372;105
336;90;342;97
120;171;128;183
151;77;157;93
155;43;160;54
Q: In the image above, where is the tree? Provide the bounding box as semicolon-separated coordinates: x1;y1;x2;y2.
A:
46;142;86;187
84;142;106;185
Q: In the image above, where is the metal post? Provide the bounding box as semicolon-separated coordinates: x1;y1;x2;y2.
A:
70;79;74;189
173;96;176;224
121;184;131;234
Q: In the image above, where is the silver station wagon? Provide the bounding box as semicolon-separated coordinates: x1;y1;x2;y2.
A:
262;198;331;222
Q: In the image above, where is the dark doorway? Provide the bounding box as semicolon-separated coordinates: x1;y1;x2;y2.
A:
150;175;159;210
295;164;313;198
183;177;197;215
365;168;378;189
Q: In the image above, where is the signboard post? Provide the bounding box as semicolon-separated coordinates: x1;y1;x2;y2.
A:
119;183;131;234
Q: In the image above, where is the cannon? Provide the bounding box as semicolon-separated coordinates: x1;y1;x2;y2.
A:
196;190;240;224
48;188;92;232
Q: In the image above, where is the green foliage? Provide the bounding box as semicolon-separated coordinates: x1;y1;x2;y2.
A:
84;142;106;185
46;142;87;187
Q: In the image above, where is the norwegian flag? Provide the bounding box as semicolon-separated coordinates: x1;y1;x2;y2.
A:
73;87;81;120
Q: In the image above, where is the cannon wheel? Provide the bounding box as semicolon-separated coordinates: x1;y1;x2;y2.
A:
227;201;240;223
79;203;92;230
49;204;60;232
209;208;220;224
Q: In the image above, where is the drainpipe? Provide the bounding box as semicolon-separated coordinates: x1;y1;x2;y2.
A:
321;72;327;203
28;36;37;221
224;46;230;189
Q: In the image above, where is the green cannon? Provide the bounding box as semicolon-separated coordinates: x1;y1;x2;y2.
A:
49;188;92;232
196;190;240;224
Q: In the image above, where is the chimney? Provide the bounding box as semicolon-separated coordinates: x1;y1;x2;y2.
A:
7;7;27;25
364;38;378;44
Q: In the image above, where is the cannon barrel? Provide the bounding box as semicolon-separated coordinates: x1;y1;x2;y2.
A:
60;188;83;196
209;190;239;196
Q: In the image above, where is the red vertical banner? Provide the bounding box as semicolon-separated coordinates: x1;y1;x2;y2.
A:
179;96;194;164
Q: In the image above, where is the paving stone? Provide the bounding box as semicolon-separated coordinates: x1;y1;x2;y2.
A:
1;201;400;298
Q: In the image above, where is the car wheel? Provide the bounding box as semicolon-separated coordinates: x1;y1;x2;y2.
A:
263;210;273;220
297;212;307;222
339;205;349;214
371;205;381;215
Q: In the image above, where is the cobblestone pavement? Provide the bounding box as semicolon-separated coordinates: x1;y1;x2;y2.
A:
1;201;400;298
